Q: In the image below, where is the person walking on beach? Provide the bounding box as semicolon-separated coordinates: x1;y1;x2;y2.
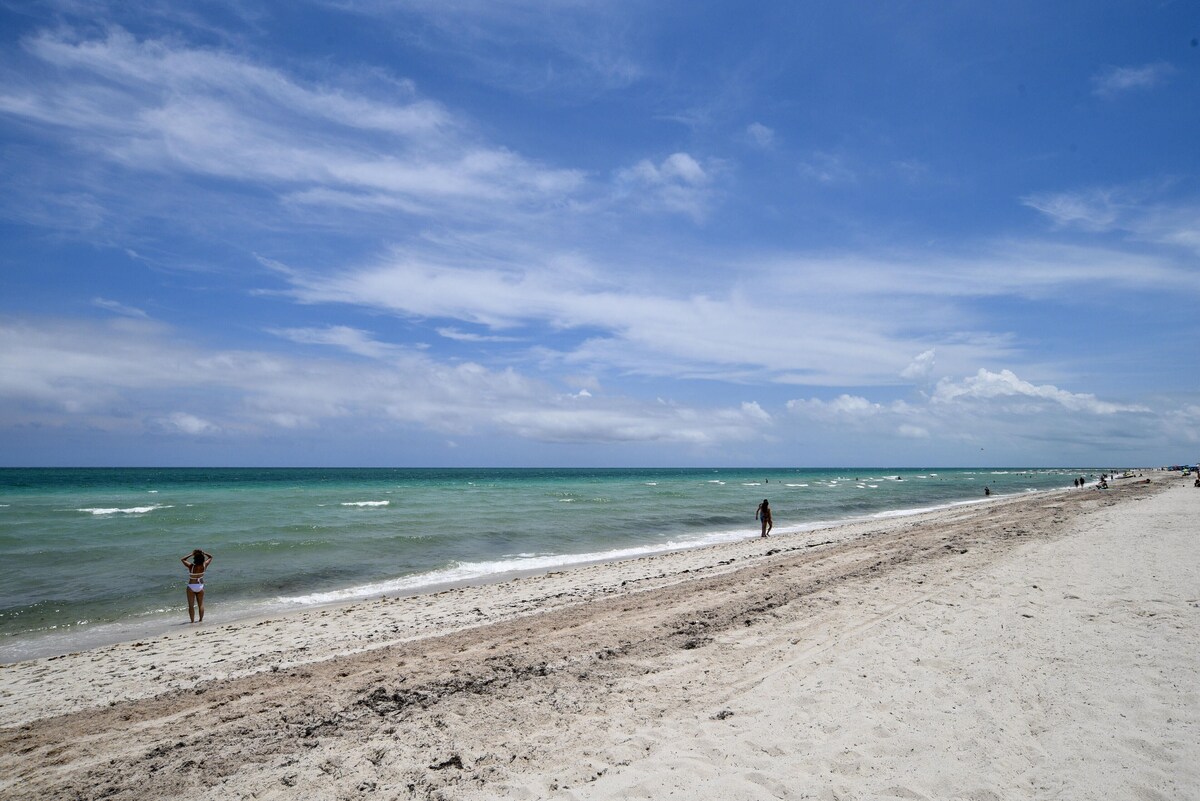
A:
181;549;213;623
756;499;773;538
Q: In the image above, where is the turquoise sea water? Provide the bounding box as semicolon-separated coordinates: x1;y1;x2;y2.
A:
0;467;1096;661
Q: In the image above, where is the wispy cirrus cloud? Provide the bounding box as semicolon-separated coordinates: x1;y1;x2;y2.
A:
268;325;405;360
0;27;584;224
93;297;149;318
1022;185;1200;255
269;230;1200;391
319;0;647;93
1091;62;1174;98
1021;188;1121;231
272;246;947;387
436;327;523;344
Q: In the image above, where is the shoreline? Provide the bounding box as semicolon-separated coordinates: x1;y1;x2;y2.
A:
2;473;1194;799
0;481;1078;665
0;487;1071;721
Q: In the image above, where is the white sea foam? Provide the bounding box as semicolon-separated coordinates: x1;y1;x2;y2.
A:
78;504;169;515
279;523;799;608
869;498;986;519
340;500;390;507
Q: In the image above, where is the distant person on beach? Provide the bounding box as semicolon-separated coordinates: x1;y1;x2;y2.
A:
181;549;213;623
756;499;773;538
984;486;991;496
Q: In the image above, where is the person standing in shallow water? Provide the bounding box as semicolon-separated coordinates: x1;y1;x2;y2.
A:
181;549;213;623
756;499;773;538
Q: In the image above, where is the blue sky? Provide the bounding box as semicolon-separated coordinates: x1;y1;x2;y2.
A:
1;1;1197;467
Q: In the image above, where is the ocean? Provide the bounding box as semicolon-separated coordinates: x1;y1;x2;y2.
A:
0;467;1095;662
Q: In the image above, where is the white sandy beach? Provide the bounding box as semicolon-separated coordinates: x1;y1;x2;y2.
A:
1;474;1196;800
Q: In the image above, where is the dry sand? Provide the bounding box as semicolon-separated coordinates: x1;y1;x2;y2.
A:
2;474;1196;800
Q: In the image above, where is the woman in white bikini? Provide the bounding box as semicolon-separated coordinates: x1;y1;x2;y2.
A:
181;549;213;623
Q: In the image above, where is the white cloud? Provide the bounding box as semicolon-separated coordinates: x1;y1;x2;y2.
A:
745;122;775;149
1021;189;1120;231
496;395;770;445
738;401;771;423
20;28;445;134
932;369;1149;415
900;349;936;382
798;151;856;184
162;412;218;435
0;316;770;447
436;327;523;343
0;28;584;221
1091;63;1173;97
269;326;402;360
1133;205;1200;254
272;230;1200;393
1023;186;1200;256
786;367;1154;448
786;395;888;418
93;297;149;318
614;152;714;220
281;249;940;386
0;315;1179;462
757;241;1200;301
